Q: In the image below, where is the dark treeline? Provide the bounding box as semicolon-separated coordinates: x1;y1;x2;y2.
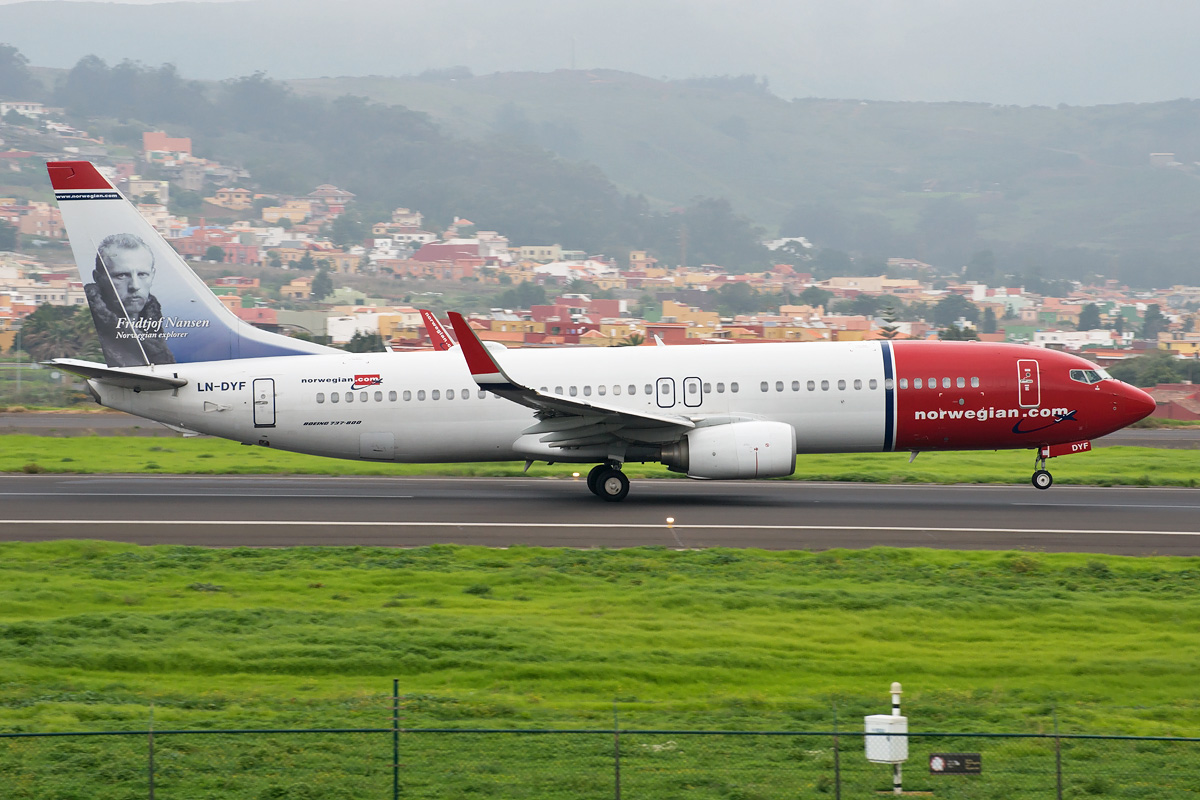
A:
8;48;773;270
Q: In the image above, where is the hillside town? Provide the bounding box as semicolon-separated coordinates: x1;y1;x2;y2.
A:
4;121;1200;418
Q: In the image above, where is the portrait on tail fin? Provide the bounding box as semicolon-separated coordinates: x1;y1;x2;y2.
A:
86;232;175;366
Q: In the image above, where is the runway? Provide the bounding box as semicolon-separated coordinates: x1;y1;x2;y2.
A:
2;474;1199;555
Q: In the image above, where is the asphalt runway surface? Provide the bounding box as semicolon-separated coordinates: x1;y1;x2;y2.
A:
3;474;1199;556
5;413;1200;447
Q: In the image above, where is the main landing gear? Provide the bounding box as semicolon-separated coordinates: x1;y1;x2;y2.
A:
587;463;630;502
1031;452;1053;490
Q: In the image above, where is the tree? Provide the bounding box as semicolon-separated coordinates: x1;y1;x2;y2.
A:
797;286;832;309
615;333;645;347
932;294;980;328
716;282;761;316
204;245;226;262
343;330;385;352
498;281;546;309
296;252;315;271
0;220;16;251
17;305;100;361
939;325;979;341
1077;303;1102;331
1142;304;1167;339
0;44;39;100
311;268;333;301
328;209;364;247
982;307;997;334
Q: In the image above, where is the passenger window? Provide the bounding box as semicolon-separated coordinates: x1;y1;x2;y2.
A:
807;380;815;391
540;387;548;393
403;390;411;401
345;392;354;403
869;379;878;390
598;385;606;396
942;378;951;389
914;378;923;389
688;383;698;394
821;380;829;391
854;379;862;390
478;390;486;399
360;392;368;402
463;389;470;400
660;384;669;395
899;379;908;390
837;380;846;391
792;380;800;392
555;386;564;395
331;393;340;404
731;382;739;393
703;383;711;393
417;390;426;401
716;383;725;393
776;381;784;392
388;391;397;401
614;385;622;395
971;377;980;388
374;391;383;402
570;386;578;397
316;392;325;404
645;384;652;394
761;381;769;392
628;385;636;395
447;389;455;400
956;377;965;388
885;378;894;390
583;386;591;396
929;377;936;388
431;390;440;400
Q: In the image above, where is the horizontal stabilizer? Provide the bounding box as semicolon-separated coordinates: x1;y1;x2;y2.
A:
46;358;187;392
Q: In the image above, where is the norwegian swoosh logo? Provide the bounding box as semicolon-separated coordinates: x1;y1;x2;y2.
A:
1012;409;1077;435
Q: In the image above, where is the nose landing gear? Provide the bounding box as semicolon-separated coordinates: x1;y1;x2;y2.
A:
587;463;630;501
1031;452;1053;490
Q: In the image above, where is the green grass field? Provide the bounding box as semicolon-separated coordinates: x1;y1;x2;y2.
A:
4;434;1200;486
4;543;1200;797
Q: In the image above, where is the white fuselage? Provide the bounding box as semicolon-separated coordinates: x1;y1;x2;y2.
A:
93;341;893;463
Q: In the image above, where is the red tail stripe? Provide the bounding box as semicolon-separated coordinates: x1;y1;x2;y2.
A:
47;161;113;191
447;313;501;376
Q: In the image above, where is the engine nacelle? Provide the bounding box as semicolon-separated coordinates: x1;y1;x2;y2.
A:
662;421;796;480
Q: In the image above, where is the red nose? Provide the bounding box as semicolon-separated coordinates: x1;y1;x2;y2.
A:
1117;383;1156;426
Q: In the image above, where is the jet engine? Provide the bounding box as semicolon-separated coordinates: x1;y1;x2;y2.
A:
662;421;796;480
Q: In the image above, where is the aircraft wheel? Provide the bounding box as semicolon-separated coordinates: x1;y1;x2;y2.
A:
1032;469;1053;490
597;467;630;502
586;464;607;496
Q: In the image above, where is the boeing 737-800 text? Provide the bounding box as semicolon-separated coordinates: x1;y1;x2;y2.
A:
45;161;1155;500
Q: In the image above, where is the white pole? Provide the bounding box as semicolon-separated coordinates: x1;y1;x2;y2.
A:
891;682;903;795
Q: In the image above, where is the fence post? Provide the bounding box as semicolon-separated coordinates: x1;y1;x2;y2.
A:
833;703;841;800
1054;710;1063;800
148;705;155;800
613;700;621;800
393;679;400;800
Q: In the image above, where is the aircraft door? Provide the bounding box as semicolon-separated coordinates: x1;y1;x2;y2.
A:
682;377;702;408
656;377;676;408
252;378;276;428
1017;359;1040;408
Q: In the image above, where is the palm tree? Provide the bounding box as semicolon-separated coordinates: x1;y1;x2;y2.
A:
615;333;645;347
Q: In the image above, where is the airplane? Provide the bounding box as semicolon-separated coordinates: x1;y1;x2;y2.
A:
44;160;1156;501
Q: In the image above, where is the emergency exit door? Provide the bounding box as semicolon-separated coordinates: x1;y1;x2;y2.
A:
1016;360;1040;408
253;378;276;428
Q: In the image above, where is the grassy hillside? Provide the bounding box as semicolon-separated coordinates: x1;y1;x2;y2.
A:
291;72;1200;262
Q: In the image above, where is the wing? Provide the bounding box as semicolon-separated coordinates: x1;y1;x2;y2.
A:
446;312;694;453
419;309;455;351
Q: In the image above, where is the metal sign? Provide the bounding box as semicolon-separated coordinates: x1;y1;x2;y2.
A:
929;753;981;774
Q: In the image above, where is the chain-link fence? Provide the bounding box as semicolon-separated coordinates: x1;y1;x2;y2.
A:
3;726;1199;799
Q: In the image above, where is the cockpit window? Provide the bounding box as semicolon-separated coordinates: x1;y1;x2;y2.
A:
1069;368;1105;385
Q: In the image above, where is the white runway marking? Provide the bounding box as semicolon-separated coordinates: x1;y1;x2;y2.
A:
0;493;413;499
1;520;1197;536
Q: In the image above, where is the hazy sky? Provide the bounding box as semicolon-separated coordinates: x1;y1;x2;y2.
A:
3;0;1199;105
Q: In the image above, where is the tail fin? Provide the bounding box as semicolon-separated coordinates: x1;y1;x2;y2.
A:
48;161;336;367
419;308;456;351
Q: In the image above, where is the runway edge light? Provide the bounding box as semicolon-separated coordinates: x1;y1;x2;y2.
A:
865;681;908;795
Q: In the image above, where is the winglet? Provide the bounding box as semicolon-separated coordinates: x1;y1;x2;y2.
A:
447;312;516;386
419;309;455;351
